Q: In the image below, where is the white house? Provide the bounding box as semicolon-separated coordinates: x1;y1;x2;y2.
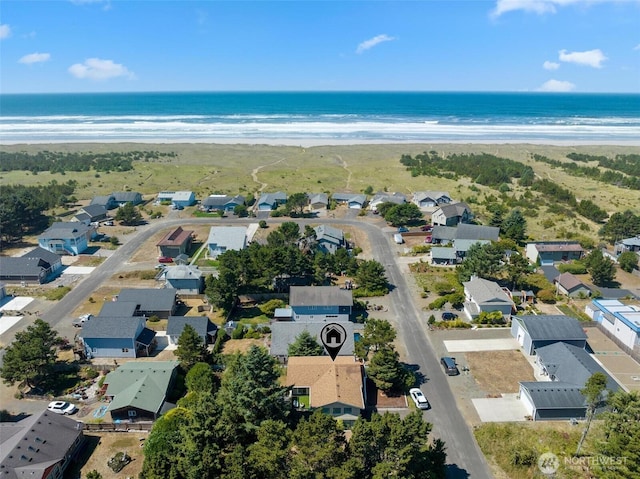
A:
585;299;640;352
207;226;248;258
462;277;514;320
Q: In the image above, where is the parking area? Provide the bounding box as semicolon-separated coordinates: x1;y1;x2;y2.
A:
472;394;528;422
443;337;519;352
586;326;640;392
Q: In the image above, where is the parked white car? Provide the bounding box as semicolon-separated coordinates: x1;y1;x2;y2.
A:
409;388;430;410
47;401;78;415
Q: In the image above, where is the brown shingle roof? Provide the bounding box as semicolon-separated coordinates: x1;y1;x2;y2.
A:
156;227;194;246
285;356;364;409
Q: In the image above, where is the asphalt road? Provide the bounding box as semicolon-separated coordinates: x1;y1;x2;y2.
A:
2;215;492;478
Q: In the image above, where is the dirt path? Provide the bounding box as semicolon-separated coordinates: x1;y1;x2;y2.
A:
251;158;285;192
335;155;353;190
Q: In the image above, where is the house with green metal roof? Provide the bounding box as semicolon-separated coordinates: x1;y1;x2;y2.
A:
103;360;179;421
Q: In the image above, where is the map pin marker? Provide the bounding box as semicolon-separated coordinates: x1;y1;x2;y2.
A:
320;323;347;361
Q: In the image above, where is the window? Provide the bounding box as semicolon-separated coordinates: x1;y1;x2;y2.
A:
292;387;309;396
322;407;330;414
92;348;98;353
343;407;352;414
122;348;129;353
332;407;341;414
128;410;137;417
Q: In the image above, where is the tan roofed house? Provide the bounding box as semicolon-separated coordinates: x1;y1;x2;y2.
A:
286;356;365;427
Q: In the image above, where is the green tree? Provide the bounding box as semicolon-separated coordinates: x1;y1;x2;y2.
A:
367;347;415;393
599;210;640;244
247;420;293;479
382;202;423;226
289;410;347;479
506;252;531;290
594;390;640;479
175;324;209;370
259;219;268;228
140;407;191;479
0;318;60;389
575;372;608;456
457;242;505;282
114;202;142;225
185;362;216;393
86;471;103;479
359;318;396;355
585;249;616;286
278;221;301;243
217;346;291;444
288;331;324;357
348;412;447;479
285;192;309;216
618;251;638;273
355;260;388;293
501;208;527;244
234;204;248;217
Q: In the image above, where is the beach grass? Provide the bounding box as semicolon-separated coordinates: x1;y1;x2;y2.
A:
1;142;639;241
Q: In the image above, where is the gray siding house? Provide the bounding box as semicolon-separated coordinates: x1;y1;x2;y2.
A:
79;316;156;358
289;286;353;322
314;224;346;254
463;277;514;320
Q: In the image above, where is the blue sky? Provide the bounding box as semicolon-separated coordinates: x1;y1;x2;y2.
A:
1;0;639;93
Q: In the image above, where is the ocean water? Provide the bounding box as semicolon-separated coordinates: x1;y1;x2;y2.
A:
1;91;639;144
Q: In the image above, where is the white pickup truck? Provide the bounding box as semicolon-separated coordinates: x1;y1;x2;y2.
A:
72;314;93;327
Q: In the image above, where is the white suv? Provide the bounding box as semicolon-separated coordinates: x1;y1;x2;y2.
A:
47;401;78;415
409;388;430;410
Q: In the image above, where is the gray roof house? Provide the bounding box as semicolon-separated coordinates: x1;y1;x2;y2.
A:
207;226;248;258
73;204;108;224
289;286;353;322
166;316;218;345
0;247;64;284
430;225;458;245
456;224;500;242
332;193;367;209
519;342;620;421
90;194;117;209
525;241;584;265
314;224;346;254
511;315;588;355
308;193;329;210
0;410;84;478
79;316;156;358
430;247;457;265
116;288;178;319
257;192;287;211
201;194;245;212
98;300;138;317
463;277;514;320
164;264;204;294
412;191;452;208
368;192;406;212
554;272;591;298
112;191;143;205
104;360;179;421
38;222;93;255
269;321;356;362
614;235;640;254
431;202;473;227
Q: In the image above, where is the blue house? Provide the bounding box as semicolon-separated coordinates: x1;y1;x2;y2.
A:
331;193;366;209
257;192;287;211
157;191;196;208
79;316;156;358
314;225;346;254
164;264;204;294
38;222;91;255
201;194;246;212
113;191;143;206
289;286;353;322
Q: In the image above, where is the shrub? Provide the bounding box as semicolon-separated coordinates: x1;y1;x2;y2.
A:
148;315;160;323
259;299;286;316
557;261;587;274
259;220;268;228
231;323;245;339
109;236;120;246
473;311;506;325
437;319;472;329
107;452;131;473
537;289;557;304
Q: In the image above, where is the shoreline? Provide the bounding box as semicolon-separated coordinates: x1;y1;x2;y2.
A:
2;138;640;147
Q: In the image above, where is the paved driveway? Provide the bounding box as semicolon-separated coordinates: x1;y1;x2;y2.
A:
472;394;528;422
586;326;640;392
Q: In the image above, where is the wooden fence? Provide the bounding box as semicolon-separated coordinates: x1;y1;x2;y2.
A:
82;422;153;432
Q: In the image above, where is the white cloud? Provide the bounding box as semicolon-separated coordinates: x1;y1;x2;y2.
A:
356;34;395;54
491;0;620;18
543;60;560;70
68;58;134;80
19;52;51;64
0;24;11;40
559;48;607;68
537;79;576;92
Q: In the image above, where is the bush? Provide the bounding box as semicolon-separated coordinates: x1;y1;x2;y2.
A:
352;288;388;298
231;323;245;339
473;311;506;325
436;319;472;329
109;236;120;246
148;315;160;323
107;452;131;473
537;289;557;304
557;261;587;274
259;220;268;228
259;299;286;316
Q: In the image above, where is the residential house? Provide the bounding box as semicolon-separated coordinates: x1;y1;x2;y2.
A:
307;193;329;210
519;342;619;421
286;356;366;427
525;241;584;265
166;316;217;346
412;191;452;208
79;316;156;358
430;226;457;245
462;277;514;320
112;191;143;206
207;226;248;258
430;247;457;265
72;204;108;225
511;315;588;355
614;235;640;255
269;321;356;362
98;300;138;317
331;193;366;209
454;239;490;260
431;202;473;227
456;224;500;242
201;194;246;212
38;222;92;255
554;272;591;298
314;224;346;254
0;409;84;479
163;264;204;294
257;192;287;211
156;226;194;258
368;192;406;212
289;286;353;322
116;288;178;319
90;194;117;210
157;190;196;208
0;247;64;284
104;361;179;421
585;299;640;353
